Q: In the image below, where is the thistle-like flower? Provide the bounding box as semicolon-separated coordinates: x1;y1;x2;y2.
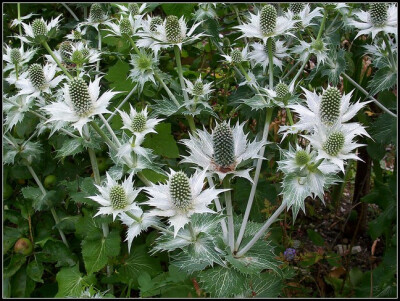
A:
278;144;341;220
18;15;62;44
221;46;249;64
65;26;88;41
181;121;266;182
3;44;36;74
143;169;226;236
43;77;119;136
3;94;35;132
136;15;206;54
128;49;158;93
119;207;159;252
88;172;141;221
286;3;323;30
234;4;295;43
248;39;289;71
347;3;397;39
303;122;369;172
364;37;398;69
15;63;65;103
279;86;371;137
116;3;147;16
183;75;214;99
104;14;143;38
292;38;328;65
79;3;109;31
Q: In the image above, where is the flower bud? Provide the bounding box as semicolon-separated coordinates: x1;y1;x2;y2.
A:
68;77;94;116
28;64;47;90
289;3;305;15
320;87;341;126
128;3;140;15
131;112;146;132
60;41;73;63
213;122;235;168
260;4;277;36
32;19;48;39
323;131;345;156
166;15;183;43
170;172;192;210
275;82;290;99
109;185;128;209
120;18;132;35
10;48;21;65
231;49;242;64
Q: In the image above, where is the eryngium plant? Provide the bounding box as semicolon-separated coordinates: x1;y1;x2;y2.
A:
3;2;396;299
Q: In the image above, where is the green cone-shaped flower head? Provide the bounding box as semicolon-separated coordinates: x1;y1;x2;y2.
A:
293;14;303;29
109;185;128;209
263;39;276;55
275;83;290;99
295;150;310;166
289;3;305;15
312;39;324;51
120;18;132;35
32;19;48;39
169;172;193;210
90;3;105;23
193;81;204;96
60;41;73;63
231;49;242;64
10;48;21;65
150;16;163;32
128;3;140;15
323;131;345;156
71;50;85;65
73;30;82;40
28;64;47;90
369;3;388;27
68;77;94;116
166;15;183;43
213;122;235;168
320;87;341;126
131;112;146;132
260;4;277;36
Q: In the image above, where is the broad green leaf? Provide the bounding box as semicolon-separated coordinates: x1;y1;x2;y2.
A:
26;260;44;283
369;113;397;145
4;254;26;278
245;272;284;297
368;67;397;95
307;229;325;246
142;123;179;158
104;60;135;91
55;265;96;297
56;138;84;158
161;3;196;18
81;230;121;275
41;240;77;267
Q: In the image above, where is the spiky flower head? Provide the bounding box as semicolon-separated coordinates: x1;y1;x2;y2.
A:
68;77;93;116
73;30;82;40
71;50;84;65
213;122;235;168
131;112;147;132
28;64;46;90
295;150;310;166
59;41;73;63
320;86;341;126
275;82;290;99
166;15;183;43
119;18;133;35
169;172;193;210
323;131;345;156
292;14;303;29
128;3;140;15
311;39;324;51
32;18;48;39
289;3;305;15
369;3;388;27
10;48;21;65
260;4;277;36
263;39;276;55
222;37;231;48
109;185;128;209
231;48;242;64
192;81;204;96
150;16;163;32
90;3;105;23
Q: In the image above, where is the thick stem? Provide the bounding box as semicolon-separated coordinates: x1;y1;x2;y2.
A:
17;3;23;45
96;28;102;79
267;38;274;89
236;201;286;257
188;222;197;241
99;114;122;147
223;177;235;253
316;8;327;41
173;45;190;103
281;60;302;81
26;165;69;248
42;41;73;80
235;108;273;251
128;36;140;55
153;72;180;107
207;175;228;242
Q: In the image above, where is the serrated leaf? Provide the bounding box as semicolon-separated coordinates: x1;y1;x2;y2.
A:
149;99;181;117
82;230;121;274
142;123;179;158
104;60;135;91
239;95;272;111
368;67;397;95
369;113;397;145
198;266;248;297
55;265;96;297
171;251;210;274
161;3;196;19
246;272;284;297
307;229;325;246
56;138;84;158
42;240;77;267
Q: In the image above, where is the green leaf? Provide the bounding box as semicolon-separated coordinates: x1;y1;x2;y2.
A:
55;265;96;298
104;60;135;91
307;229;325;246
142;123;179;158
245;272;284;297
369;113;397;145
198;266;248;298
81;230;121;275
4;254;26;278
368;67;397;95
41;240;77;267
26;260;44;283
161;3;196;18
149;98;182;117
118;244;162;287
56;137;84;158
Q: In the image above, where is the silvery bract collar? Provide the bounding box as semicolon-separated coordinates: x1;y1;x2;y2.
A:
249;40;289;72
181;121;266;183
88;172;141;221
115;3;147;16
285;4;323;31
3;44;37;73
3;94;35;133
143;169;226;237
18;15;62;44
347;3;397;40
291;38;328;66
104;14;143;37
221;45;249;64
128;50;159;93
43;77;120;136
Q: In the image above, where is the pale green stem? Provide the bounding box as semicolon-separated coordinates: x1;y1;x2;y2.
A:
99;114;122;147
15;63;19;80
316;8;327;41
281;60;302;81
102;86;137;128
26;165;69;248
340;71;397;118
188;222;196;241
62;3;80;22
267;38;274;89
128;36;140;55
153;72;180;107
223;178;234;252
382;34;397;71
235;108;273;251
96;27;102;79
17;3;23;45
207;175;228;242
236;201;286;257
290;54;310;89
41;41;73;80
